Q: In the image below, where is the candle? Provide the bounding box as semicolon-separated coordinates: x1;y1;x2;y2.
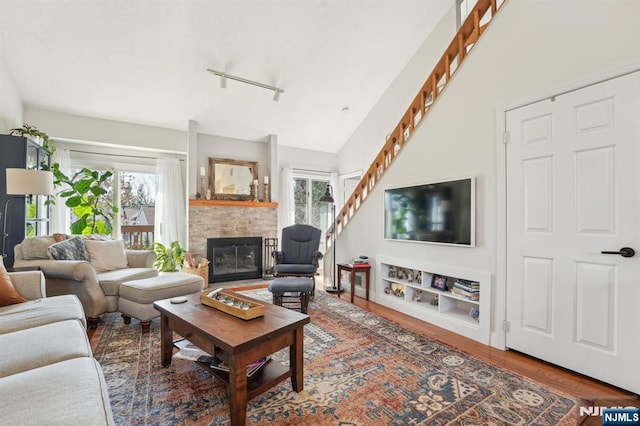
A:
253;179;258;185
200;167;205;177
264;175;269;184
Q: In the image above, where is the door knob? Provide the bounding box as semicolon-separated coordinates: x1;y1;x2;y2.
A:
601;247;636;258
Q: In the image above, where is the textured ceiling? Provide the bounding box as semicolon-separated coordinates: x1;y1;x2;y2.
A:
0;0;451;153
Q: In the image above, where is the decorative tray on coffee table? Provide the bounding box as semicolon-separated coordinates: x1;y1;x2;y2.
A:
200;292;265;320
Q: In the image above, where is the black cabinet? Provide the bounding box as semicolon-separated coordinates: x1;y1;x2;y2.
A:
0;135;51;267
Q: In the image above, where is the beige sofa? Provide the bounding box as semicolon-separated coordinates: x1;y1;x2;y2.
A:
13;236;158;328
0;270;114;425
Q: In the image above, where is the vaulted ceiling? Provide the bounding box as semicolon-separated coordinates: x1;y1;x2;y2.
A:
0;0;451;153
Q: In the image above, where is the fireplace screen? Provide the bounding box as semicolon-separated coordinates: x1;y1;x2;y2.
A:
207;237;263;283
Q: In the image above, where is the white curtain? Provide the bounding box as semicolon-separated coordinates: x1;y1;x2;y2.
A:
155;158;186;247
50;148;71;233
278;167;294;229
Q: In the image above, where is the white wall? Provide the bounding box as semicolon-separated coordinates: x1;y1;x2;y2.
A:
24;107;187;154
0;58;23;133
336;0;640;347
196;133;269;199
337;5;456;175
278;145;338;173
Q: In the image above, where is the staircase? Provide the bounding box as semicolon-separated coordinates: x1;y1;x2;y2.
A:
326;0;505;247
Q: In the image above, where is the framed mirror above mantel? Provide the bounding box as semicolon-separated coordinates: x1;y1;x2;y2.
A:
209;157;258;200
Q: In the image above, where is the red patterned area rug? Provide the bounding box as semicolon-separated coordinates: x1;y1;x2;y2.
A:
90;287;578;425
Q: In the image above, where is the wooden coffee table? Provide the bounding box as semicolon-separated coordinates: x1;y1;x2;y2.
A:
153;292;310;426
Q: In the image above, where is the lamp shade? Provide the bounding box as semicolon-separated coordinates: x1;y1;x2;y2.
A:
319;184;334;203
6;169;54;196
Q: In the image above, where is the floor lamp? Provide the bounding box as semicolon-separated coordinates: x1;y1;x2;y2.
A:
320;184;342;293
2;169;55;259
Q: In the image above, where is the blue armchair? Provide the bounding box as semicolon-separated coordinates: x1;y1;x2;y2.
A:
273;224;323;291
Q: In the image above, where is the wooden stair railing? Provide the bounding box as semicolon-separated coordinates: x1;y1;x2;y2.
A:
326;0;505;248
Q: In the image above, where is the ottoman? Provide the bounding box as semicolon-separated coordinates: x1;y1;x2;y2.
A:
268;277;314;314
118;272;204;332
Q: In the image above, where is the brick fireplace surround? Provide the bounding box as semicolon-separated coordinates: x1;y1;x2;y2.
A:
188;199;278;275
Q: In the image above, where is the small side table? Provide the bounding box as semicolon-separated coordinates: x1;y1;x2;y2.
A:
337;263;371;303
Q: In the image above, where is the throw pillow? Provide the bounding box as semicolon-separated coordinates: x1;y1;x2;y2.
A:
21;236;57;260
47;236;88;261
0;262;27;307
84;240;128;272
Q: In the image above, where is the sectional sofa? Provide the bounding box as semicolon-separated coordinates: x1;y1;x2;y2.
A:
13;235;158;327
0;269;114;425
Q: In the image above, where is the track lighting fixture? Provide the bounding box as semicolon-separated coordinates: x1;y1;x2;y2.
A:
207;68;284;102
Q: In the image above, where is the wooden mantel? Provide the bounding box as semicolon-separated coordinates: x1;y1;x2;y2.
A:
189;199;278;208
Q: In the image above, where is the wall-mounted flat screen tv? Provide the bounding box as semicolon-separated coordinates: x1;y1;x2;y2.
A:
384;177;475;246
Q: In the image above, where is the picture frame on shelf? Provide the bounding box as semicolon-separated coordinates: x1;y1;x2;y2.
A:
431;274;448;291
388;266;397;278
469;307;480;321
412;289;422;302
397;268;408;280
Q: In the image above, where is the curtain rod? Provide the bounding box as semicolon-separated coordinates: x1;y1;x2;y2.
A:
69;149;185;161
292;167;332;174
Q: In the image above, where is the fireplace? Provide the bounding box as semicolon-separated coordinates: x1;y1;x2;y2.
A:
207;237;263;283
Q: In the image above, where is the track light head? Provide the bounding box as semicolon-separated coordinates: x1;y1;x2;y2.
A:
220;75;227;89
273;90;281;102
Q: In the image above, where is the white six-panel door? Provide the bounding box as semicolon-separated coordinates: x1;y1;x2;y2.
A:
505;71;640;393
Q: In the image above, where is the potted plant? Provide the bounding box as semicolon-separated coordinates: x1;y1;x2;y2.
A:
153;241;186;272
9;123;56;156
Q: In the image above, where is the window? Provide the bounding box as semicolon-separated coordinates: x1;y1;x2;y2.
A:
457;0;492;29
457;0;474;28
61;168;158;246
293;175;331;234
56;143;184;246
292;172;332;269
120;172;157;249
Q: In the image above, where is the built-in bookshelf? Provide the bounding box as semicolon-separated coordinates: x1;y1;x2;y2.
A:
377;256;492;344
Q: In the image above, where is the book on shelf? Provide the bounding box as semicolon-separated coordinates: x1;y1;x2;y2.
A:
452;283;479;292
453;280;479;291
453;282;479;293
450;287;480;301
210;356;271;377
455;279;479;287
173;338;212;361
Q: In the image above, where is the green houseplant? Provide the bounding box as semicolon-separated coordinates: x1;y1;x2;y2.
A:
9;124;117;237
153;241;186;272
53;167;118;235
9;123;56;156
